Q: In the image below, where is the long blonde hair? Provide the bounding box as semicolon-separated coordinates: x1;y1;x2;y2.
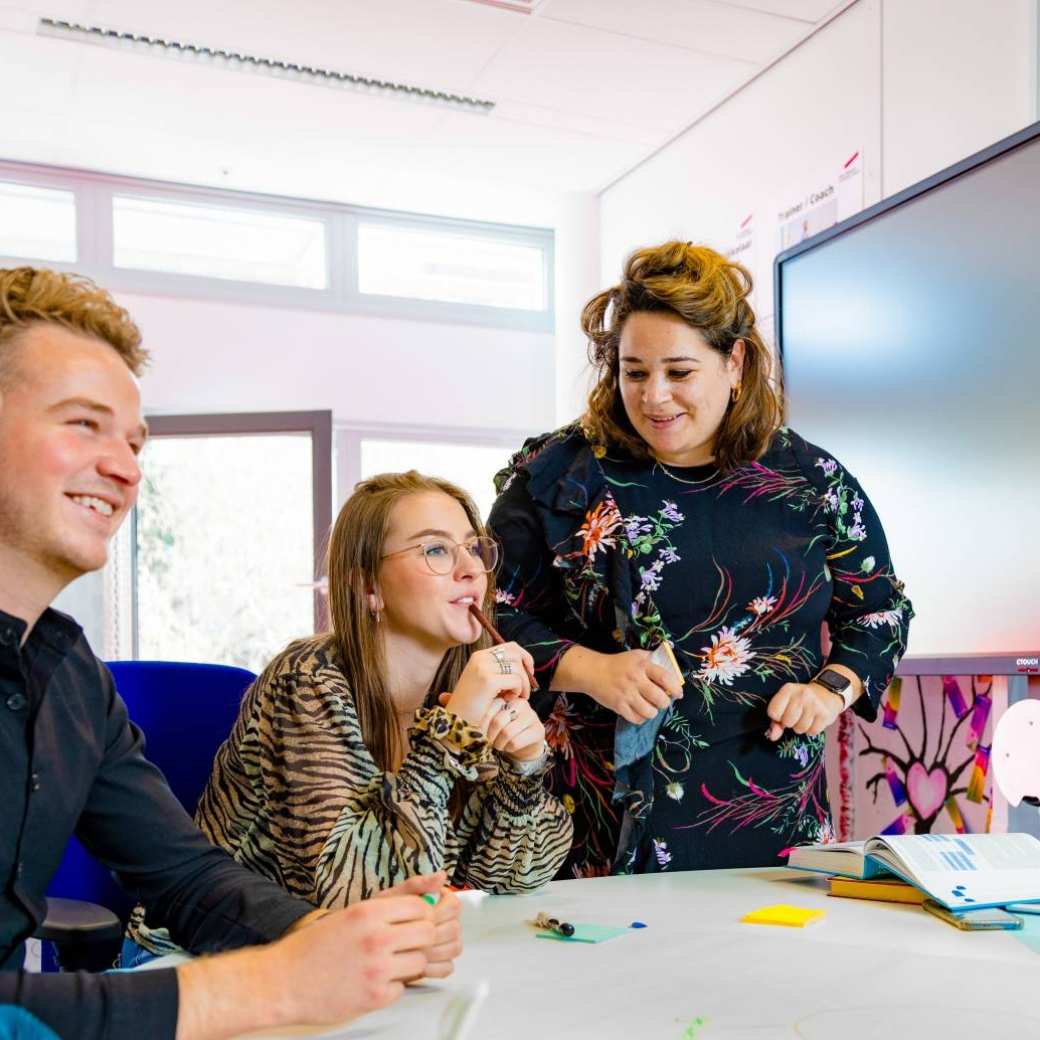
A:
581;241;783;471
326;470;494;771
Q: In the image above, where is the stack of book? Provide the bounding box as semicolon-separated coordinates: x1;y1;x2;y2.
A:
827;876;925;904
786;832;1040;911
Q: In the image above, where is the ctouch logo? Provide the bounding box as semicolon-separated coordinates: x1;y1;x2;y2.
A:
1016;657;1040;672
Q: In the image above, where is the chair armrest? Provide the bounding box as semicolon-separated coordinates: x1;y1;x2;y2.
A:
33;897;123;943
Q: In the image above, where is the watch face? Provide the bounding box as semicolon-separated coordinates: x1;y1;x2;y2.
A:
817;669;850;693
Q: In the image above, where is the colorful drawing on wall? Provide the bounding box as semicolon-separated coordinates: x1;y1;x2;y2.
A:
853;675;994;836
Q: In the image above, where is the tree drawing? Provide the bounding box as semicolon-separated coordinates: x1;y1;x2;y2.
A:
858;675;992;835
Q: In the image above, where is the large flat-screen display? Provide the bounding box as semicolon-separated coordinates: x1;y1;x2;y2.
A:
776;122;1040;663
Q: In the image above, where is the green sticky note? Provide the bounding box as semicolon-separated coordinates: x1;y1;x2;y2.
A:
1014;916;1040;955
535;923;631;943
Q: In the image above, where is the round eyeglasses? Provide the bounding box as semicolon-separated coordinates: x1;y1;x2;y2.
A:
380;535;500;576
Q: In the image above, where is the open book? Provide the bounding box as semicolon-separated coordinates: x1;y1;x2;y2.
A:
787;832;1040;911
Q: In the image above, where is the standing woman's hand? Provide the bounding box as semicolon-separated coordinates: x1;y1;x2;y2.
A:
566;647;683;724
765;682;843;741
442;642;534;727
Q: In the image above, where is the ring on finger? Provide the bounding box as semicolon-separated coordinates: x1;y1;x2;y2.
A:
497;656;512;675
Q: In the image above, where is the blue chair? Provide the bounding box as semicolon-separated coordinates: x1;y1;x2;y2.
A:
37;661;256;970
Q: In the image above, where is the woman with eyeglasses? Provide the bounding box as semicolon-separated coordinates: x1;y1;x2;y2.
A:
127;471;571;961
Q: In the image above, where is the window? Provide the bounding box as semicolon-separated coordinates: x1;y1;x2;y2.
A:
0;159;552;329
359;437;513;520
112;196;329;289
0;181;76;262
357;221;548;311
106;412;332;672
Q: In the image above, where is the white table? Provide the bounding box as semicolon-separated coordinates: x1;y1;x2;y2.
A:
234;868;1040;1040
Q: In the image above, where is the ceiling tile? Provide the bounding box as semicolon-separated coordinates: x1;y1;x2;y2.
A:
542;0;809;65
473;16;752;132
0;0;832;199
709;0;845;22
29;34;643;194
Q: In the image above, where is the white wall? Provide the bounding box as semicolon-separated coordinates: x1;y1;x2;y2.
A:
598;0;1038;331
553;192;601;425
122;292;555;433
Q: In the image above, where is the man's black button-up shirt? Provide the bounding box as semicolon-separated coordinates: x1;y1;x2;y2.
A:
0;607;313;1038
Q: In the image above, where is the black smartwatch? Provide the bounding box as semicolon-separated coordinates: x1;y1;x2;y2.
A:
813;668;854;710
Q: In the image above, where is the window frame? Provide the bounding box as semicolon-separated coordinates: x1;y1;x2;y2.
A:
0;166;83;264
352;208;554;327
0;158;554;331
134;409;333;647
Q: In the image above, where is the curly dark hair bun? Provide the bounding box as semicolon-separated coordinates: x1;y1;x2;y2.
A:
580;241;783;471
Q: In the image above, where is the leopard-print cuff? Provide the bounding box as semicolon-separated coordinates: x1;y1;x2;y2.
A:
412;705;498;781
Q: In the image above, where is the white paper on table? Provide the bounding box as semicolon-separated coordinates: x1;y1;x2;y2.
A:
237;981;489;1040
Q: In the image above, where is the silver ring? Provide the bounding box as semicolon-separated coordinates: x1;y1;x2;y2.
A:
507;706;518;721
493;698;509;715
500;658;513;675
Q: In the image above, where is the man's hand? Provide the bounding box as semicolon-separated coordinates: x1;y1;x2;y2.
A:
374;871;462;979
765;682;843;741
175;895;437;1040
268;896;436;1024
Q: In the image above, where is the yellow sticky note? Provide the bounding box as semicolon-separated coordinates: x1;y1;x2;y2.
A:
740;904;826;928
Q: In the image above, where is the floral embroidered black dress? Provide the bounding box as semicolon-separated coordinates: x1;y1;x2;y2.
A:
488;424;913;878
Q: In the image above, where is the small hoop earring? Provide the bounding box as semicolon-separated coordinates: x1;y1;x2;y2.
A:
731;382;743;404
370;609;381;624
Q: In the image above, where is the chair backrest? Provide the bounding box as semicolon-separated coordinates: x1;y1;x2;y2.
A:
105;661;256;815
45;660;256;917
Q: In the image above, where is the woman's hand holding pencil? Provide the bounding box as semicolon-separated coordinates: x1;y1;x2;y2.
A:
434;603;544;759
442;642;534;727
468;603;537;687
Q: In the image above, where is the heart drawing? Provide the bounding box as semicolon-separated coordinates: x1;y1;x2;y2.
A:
907;762;949;820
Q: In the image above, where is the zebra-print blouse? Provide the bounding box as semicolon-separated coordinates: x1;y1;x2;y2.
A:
130;636;572;954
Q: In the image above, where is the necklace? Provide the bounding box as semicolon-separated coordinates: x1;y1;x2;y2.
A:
653;459;720;487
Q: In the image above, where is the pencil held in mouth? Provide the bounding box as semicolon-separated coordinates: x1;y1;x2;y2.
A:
468;602;505;644
469;602;537;687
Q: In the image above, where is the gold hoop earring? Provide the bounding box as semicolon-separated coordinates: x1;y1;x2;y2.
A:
731;382;743;404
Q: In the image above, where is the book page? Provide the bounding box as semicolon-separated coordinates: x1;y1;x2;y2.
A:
866;833;1040;910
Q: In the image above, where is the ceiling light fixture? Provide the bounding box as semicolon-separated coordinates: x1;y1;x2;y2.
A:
37;17;496;115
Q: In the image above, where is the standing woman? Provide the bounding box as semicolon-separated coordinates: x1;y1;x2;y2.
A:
489;241;912;878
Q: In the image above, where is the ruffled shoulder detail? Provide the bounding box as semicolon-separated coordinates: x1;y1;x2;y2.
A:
493;422;604;515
